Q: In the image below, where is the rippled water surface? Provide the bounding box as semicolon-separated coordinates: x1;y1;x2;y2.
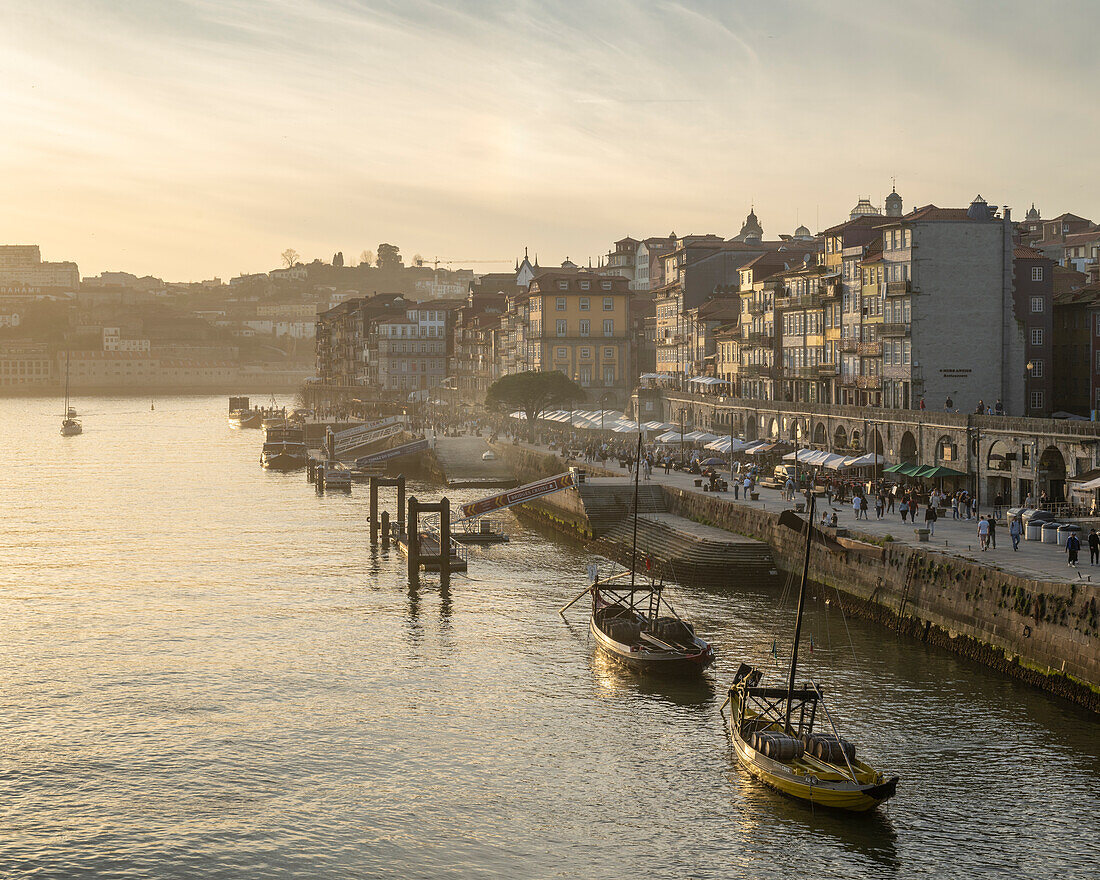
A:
1;395;1098;878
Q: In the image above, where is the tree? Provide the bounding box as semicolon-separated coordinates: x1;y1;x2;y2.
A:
485;371;586;431
376;242;403;271
359;249;374;267
333;251;344;267
281;248;299;268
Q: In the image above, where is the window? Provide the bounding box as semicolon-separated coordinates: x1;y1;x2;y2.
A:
556;347;567;358
1031;328;1044;346
604;347;614;360
601;281;611;290
1032;266;1044;282
603;366;615;386
555;297;566;311
579;319;590;336
1030;296;1044;313
1030;390;1044;410
1032;359;1044;378
580;347;591;358
579;280;590;290
558;280;568;290
556;319;567;336
579;297;590;311
603;297;614;311
603;319;614;336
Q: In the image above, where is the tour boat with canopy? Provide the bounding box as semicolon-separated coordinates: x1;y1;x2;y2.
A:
60;351;82;436
721;494;898;812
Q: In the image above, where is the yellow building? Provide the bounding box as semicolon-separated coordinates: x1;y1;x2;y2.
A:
527;271;632;402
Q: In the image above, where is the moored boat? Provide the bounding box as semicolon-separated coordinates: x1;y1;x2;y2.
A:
228;396;262;429
562;432;713;676
260;425;309;471
721;496;898;812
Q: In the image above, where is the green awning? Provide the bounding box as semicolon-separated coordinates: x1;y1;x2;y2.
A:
882;462;907;473
919;465;968;479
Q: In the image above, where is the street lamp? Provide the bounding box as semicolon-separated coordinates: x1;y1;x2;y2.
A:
1024;360;1034;417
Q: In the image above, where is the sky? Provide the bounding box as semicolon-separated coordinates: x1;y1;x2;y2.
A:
1;0;1096;281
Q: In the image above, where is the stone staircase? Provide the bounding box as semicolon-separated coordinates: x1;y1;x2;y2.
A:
576;482;667;535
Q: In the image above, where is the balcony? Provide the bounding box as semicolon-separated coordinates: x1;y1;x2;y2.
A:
741;364;772;378
857;374;883;389
787;366;821;379
838;337;859;352
746;300;767;316
778;292;822;310
879;322;911;337
743;330;774;345
858;340;883;356
820;280;842;300
885;280;911;297
817;363;839;377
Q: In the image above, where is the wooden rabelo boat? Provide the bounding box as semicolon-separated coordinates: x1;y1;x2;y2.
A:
562;433;713;675
722;495;898;812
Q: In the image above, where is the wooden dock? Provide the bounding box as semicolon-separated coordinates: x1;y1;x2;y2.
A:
397;531;468;572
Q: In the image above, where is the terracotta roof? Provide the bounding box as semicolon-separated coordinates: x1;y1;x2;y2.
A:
1061;229;1100;246
1053;284;1100;306
893;204;975;223
822;214;890;236
1013;245;1046;259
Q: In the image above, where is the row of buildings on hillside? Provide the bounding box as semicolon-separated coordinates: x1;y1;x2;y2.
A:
315;190;1100;419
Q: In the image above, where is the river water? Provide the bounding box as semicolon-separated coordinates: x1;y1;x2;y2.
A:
1;395;1097;879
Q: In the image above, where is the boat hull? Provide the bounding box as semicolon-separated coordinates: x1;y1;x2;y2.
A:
261;451;309;471
60;423;82;436
229;411;262;429
590;615;713;675
728;714;897;812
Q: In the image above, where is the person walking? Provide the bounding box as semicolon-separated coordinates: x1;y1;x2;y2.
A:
924;504;937;536
1089;529;1100;565
875;493;885;519
987;515;996;549
887;486;896;514
900;499;909;522
1009;517;1022;551
852;494;863;520
977;516;990;550
951;493;959;520
732;478;740;500
1066;531;1081;567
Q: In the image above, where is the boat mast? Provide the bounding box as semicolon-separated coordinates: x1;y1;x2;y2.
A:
63;350;71;415
630;431;641;593
785;481;816;732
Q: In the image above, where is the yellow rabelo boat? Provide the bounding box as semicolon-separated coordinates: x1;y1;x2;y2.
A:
722;497;898;813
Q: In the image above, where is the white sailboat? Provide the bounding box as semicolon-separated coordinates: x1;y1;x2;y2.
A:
60;351;82;436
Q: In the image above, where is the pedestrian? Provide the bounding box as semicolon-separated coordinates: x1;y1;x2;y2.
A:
733;478;740;500
1009;517;1022;551
970;496;978;520
924;504;937;536
743;476;752;497
900;499;909;522
919;396;926;410
887;487;896;514
1066;531;1081;567
987;515;996;549
951;494;959;520
977;516;990;550
875;494;885;519
825;484;833;506
1089;529;1100;565
852;495;862;520
944;396;953;411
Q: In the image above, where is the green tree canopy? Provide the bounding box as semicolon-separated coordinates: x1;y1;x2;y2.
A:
376;243;403;271
485;370;586;427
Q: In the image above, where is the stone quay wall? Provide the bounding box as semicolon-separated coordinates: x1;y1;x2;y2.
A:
495;442;1100;711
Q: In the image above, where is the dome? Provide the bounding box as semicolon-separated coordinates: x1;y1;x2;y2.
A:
1026;203;1040;221
849;197;881;220
734;206;763;242
967;194;991;221
793;224;812;239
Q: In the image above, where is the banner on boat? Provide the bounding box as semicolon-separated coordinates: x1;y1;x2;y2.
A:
331;416;405;455
458;471;576;520
355;437;429;466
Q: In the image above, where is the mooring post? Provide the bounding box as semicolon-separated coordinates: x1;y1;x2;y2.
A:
407;496;420;580
396;474;406;539
439;496;451;586
381;510;390;547
369;477;379;545
307;459;315;483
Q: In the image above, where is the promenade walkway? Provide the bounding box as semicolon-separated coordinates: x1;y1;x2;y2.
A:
523;441;1099;587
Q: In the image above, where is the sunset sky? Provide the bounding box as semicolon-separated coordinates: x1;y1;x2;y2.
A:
1;0;1095;280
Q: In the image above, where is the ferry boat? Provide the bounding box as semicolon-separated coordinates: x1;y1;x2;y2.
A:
60;352;82;436
722;499;898;812
228;396;262;429
260;425;309;471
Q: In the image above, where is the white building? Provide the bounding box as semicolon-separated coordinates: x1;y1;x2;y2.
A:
0;245;79;288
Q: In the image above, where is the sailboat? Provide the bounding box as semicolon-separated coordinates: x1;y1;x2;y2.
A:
561;433;714;674
60;351;82;436
722;491;898;811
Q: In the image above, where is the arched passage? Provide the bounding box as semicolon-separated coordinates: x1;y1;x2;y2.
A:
936;434;958;462
899;431;918;464
833;425;847;451
768;417;780;439
813;422;827;447
850;429;861;451
1038;446;1067;503
744;417;758;442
